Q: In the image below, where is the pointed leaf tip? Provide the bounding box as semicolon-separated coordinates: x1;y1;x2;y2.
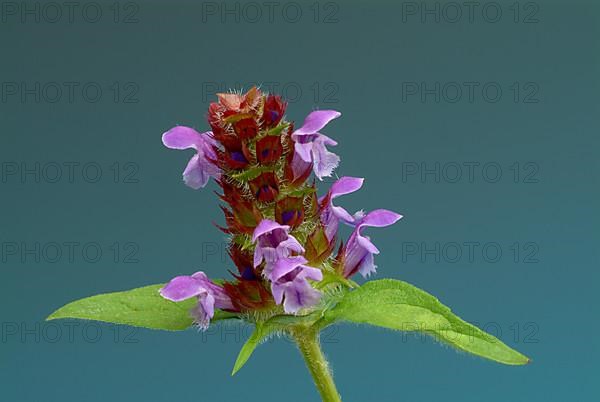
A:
47;284;240;331
323;278;531;366
232;324;266;375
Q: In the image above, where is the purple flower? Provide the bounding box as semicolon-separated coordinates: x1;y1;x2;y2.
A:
252;219;304;269
160;271;233;330
342;209;403;278
291;110;341;180
270;256;323;314
162;126;221;189
252;220;323;313
320;176;365;241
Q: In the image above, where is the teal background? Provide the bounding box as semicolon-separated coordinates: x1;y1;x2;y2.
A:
1;0;598;401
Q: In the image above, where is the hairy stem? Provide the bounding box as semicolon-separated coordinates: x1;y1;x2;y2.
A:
292;328;342;402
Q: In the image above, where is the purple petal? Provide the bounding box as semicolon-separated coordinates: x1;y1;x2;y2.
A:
183;154;212;189
290;151;312;180
357;234;379;254
293;110;341;135
277;236;305;255
160;275;206;302
342;209;403;278
252;219;289;242
256;241;303;268
296;265;324;282
162;126;208;150
357;252;377;278
161;271;234;330
190;293;215;330
211;290;235;311
191;272;235;311
294;142;313;163
198;292;216;319
329;176;364;223
267;256;308;282
280;279;323;314
197;135;219;161
330;205;354;224
256;247;278;267
163;126;221;189
253;246;264;268
316;133;338;147
271;281;285;305
191;271;210;282
312;136;340;180
360;209;403;228
320;176;364;240
270;264;323;314
342;236;378;278
322;215;339;242
252;220;304;268
330;176;364;198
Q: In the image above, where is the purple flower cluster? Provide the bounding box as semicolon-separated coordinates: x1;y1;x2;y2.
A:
159;90;401;328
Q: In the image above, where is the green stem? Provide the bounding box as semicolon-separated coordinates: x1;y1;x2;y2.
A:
292;328;342;402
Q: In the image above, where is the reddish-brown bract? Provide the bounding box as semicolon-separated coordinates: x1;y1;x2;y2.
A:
207;88;333;312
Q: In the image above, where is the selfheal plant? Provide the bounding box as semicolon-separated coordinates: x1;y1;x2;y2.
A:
47;87;529;402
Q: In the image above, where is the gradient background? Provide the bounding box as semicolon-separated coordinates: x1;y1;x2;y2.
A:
1;1;598;401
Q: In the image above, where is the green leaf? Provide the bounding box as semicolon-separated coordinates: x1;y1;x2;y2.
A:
232;323;268;375
47;284;238;331
322;279;530;366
